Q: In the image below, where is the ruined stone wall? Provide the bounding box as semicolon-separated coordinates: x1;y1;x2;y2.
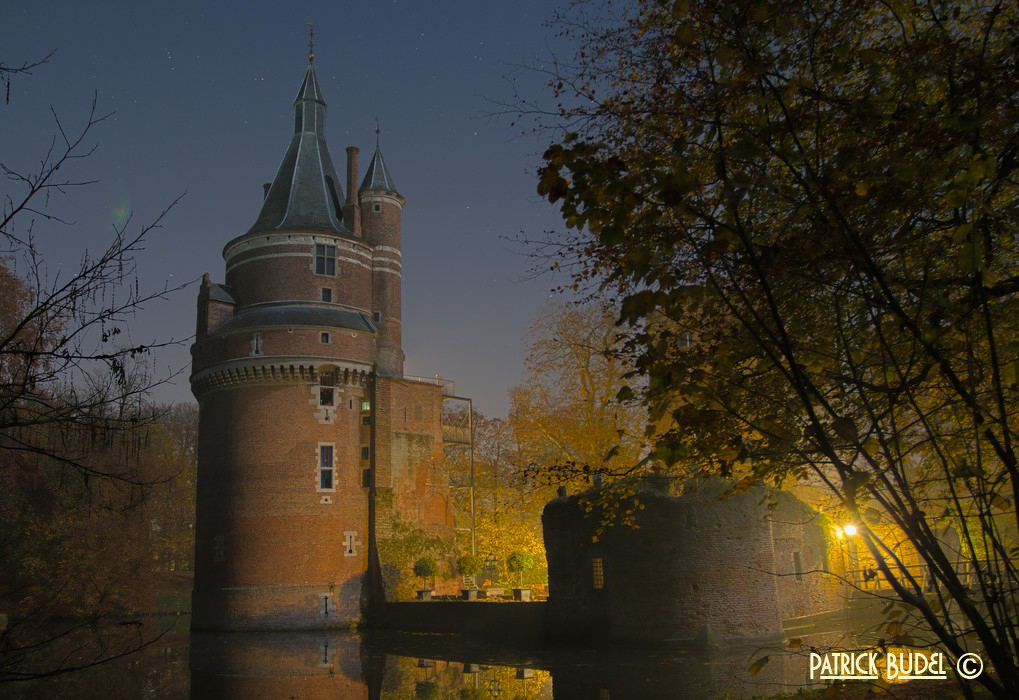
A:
770;492;846;622
543;481;846;642
542;495;612;638
373;377;454;600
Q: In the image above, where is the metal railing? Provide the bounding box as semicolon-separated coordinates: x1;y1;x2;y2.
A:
850;559;1018;595
402;374;455;396
442;424;471;445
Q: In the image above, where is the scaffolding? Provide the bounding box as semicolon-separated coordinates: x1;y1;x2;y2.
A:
442;394;475;556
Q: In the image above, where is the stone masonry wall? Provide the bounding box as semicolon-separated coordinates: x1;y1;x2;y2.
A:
770;492;845;623
543;481;844;642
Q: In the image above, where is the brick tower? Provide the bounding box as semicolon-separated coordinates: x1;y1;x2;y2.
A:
190;54;453;631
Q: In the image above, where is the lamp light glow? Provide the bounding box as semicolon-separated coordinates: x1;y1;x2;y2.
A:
844;524;858;536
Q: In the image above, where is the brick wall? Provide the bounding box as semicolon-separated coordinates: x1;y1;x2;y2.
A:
373;378;451;533
192;380;371;630
373;377;454;600
192;326;376;374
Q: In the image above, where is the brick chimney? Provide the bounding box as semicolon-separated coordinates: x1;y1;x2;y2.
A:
344;146;361;235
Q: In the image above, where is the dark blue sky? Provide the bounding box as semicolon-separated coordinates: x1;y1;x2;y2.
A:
4;1;575;417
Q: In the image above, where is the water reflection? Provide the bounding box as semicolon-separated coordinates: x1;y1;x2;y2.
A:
190;629;837;699
190;633;368;699
11;627;857;699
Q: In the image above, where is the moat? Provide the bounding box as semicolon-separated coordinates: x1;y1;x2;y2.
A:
8;624;877;699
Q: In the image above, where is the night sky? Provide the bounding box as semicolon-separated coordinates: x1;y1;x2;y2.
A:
4;1;572;418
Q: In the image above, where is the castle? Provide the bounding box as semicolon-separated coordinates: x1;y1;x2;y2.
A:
190;53;454;631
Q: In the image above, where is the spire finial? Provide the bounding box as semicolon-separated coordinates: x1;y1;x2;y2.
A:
375;116;380;146
306;22;315;63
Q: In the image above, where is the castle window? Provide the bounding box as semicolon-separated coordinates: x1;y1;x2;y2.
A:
319;444;334;490
321;287;332;302
319;371;335;406
362;415;372;425
251;332;263;356
320;331;331;344
315;244;336;275
372;311;381;323
361;468;371;488
679;331;694;348
793;551;804;582
592;556;605;589
361;400;371;412
373;203;381;212
361;446;370;460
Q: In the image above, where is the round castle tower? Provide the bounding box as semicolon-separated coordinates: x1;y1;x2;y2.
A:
190;56;408;630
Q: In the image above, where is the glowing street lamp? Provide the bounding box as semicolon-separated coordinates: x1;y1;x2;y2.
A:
844;524;858;536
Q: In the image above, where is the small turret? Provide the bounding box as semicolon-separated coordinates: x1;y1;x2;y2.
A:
359;126;405;376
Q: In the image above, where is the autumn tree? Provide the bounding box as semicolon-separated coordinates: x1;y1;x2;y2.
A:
511;301;648;483
1;56;186;682
534;1;1019;697
0;400;197;682
445;409;550;587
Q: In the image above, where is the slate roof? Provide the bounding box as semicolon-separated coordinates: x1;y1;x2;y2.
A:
209;283;235;304
246;63;349;236
359;146;399;195
213;305;376;335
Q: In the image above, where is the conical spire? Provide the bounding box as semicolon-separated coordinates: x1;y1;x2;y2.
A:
246;59;348;236
360;121;400;195
359;147;399;195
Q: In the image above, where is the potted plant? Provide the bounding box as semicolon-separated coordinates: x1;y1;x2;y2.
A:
415;680;439;699
413;556;438;600
506;551;534;601
456;554;483;600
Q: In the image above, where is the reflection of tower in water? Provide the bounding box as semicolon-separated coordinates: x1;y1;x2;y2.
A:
188;631;846;699
189;633;369;700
